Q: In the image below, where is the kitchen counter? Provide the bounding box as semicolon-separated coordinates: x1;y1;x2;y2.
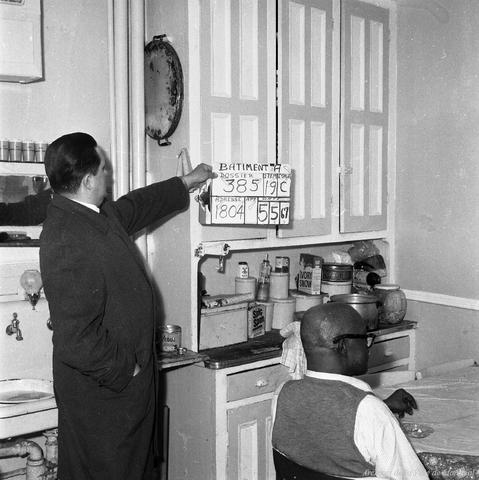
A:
157;350;208;370
201;330;284;369
200;320;417;369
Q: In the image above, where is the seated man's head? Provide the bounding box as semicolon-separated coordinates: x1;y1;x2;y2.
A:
300;303;373;376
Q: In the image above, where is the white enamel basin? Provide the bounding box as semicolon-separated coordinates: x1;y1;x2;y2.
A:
0;379;57;439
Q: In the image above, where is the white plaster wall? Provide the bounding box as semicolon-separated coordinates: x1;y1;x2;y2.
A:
145;0;194;341
0;1;110;473
407;300;479;369
396;1;479;298
0;0;110;371
0;298;52;380
395;1;479;368
0;0;110;148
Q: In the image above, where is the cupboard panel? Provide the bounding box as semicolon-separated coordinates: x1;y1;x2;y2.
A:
278;0;333;238
227;400;275;480
197;0;275;241
340;0;389;233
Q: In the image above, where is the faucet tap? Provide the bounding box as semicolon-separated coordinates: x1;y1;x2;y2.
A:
6;313;23;341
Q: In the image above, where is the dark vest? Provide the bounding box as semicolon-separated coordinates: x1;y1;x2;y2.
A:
272;376;375;477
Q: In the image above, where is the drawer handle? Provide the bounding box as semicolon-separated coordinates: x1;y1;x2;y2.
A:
256;378;269;388
384;348;393;357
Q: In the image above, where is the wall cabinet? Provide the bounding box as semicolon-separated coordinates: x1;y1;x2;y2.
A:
185;0;391;244
278;0;390;238
153;0;394;350
164;324;415;480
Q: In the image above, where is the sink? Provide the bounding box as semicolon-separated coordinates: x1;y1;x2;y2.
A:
0;379;54;403
0;379;57;439
0;299;57;439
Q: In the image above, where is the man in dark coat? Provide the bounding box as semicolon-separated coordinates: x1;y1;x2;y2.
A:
39;132;214;480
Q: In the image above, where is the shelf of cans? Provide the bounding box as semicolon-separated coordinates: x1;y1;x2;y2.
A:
0;139;48;163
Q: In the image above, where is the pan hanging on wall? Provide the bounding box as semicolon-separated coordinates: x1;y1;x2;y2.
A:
145;35;184;147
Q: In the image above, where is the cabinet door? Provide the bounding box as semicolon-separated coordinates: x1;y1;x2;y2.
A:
195;0;276;242
227;399;276;480
278;0;334;238
340;0;389;232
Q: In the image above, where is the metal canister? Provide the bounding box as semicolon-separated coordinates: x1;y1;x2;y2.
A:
321;263;353;296
238;261;249;279
322;263;353;282
274;256;290;273
160;324;181;352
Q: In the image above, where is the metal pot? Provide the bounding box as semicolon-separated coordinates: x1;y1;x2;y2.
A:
329;293;380;330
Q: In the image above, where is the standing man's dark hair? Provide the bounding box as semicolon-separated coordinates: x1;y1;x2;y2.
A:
44;132;102;194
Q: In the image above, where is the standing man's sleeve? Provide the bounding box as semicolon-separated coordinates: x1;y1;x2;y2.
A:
107;176;189;235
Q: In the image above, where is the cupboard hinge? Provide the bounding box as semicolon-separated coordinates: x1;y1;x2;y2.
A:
194;242;231;273
338;165;353;176
194;242;231;258
329;16;334;32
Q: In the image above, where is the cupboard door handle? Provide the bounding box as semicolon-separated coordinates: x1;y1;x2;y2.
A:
256;378;268;388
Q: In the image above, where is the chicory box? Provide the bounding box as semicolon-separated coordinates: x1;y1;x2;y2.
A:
298;254;323;295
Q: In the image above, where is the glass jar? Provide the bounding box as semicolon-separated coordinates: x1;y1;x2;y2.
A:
373;284;407;325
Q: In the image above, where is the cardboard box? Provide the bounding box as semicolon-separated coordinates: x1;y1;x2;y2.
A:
247;303;266;338
199;302;248;350
298;254;323;295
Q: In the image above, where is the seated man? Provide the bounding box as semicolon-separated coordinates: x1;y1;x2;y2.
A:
272;303;428;479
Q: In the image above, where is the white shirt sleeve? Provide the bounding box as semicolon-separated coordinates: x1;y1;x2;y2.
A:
354;395;429;480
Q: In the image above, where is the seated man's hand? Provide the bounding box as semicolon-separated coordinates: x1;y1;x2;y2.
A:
383;388;418;418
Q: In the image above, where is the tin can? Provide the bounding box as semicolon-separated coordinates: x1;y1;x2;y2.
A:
322;263;353;282
160;324;181;352
238;261;249;279
274;256;289;273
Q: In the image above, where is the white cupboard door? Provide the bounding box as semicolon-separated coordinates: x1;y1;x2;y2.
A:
227;399;276;480
195;0;276;242
278;0;334;238
340;0;389;232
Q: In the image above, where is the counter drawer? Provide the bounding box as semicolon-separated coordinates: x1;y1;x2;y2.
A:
368;335;410;369
227;364;290;402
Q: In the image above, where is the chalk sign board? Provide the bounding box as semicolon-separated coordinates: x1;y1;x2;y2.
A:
199;163;292;225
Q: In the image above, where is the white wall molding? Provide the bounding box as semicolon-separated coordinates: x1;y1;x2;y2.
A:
403;289;479;311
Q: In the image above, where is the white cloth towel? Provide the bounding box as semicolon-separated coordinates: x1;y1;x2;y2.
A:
280;321;307;379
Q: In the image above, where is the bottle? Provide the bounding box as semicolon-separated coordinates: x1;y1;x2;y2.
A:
353;269;382;287
256;254;271;301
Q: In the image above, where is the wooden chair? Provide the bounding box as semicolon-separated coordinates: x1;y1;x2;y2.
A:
358;370;416;388
273;449;347;480
416;358;476;379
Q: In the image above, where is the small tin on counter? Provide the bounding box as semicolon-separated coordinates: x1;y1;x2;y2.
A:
237;261;249;279
289;289;327;312
256;300;273;331
160;324;182;352
272;296;296;330
275;256;290;273
235;276;257;297
321;263;353;297
270;272;290;299
322;263;353;282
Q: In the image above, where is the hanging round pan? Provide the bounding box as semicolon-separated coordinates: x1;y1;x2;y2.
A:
145;35;184;147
